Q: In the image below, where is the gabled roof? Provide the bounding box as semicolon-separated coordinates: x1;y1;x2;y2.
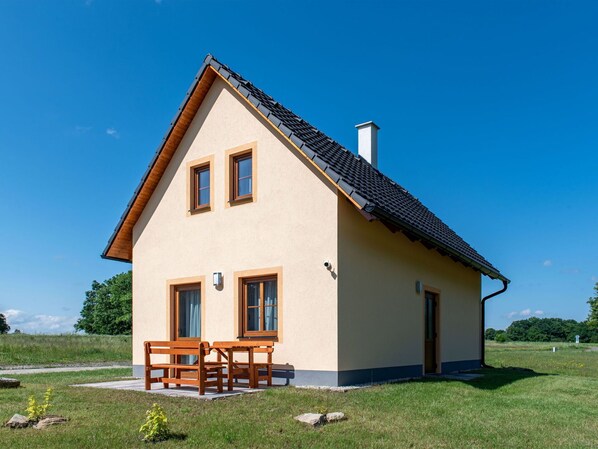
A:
102;54;508;283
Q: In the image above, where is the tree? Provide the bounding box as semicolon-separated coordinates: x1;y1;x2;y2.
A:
587;282;598;329
75;271;132;335
485;328;497;340
495;330;508;343
0;313;10;334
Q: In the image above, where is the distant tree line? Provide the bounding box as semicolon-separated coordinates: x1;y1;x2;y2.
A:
487;282;598;343
486;317;598;343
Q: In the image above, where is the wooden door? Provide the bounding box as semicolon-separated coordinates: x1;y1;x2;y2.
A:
424;291;439;374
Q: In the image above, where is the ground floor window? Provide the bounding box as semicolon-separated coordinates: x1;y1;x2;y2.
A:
241;275;278;337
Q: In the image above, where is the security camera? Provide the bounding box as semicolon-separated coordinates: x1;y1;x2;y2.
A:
324;261;332;270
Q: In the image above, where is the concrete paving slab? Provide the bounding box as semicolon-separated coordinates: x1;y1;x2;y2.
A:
71;378;264;400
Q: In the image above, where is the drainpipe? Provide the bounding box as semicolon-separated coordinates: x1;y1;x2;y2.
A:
481;279;509;368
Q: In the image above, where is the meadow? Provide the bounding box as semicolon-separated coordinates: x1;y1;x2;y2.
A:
0;339;596;448
0;334;131;367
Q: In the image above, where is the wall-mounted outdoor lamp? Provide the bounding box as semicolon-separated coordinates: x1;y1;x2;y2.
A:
415;280;423;294
213;272;223;288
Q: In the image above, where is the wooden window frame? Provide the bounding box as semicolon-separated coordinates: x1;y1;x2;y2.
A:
186;155;214;215
241;275;278;338
234;267;282;341
193;164;211;210
232;151;253;202
225;142;257;207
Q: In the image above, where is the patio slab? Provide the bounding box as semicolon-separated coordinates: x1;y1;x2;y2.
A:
72;379;264;400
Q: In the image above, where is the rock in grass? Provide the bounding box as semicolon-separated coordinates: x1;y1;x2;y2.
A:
0;378;20;389
5;414;29;428
33;416;68;430
294;413;325;427
325;412;346;423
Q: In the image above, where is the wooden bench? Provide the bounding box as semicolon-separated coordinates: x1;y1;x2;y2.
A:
144;341;224;395
212;341;274;389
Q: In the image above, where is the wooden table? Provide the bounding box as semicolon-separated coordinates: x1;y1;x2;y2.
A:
211;342;256;390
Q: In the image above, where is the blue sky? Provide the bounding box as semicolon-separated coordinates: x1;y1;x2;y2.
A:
0;1;596;333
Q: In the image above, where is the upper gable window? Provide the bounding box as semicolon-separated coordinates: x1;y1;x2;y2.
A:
194;165;210;209
187;155;213;214
226;143;257;206
233;153;252;200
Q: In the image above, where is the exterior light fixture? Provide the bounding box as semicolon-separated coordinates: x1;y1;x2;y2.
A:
415;280;423;294
213;272;223;287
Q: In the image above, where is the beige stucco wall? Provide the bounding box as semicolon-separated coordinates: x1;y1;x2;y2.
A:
337;197;481;373
132;77;339;372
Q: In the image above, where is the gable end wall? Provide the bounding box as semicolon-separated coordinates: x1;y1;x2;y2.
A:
131;78;340;377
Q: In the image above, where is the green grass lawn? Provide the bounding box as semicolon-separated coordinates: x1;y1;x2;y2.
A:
486;340;598;377
0;334;131;367
1;342;597;448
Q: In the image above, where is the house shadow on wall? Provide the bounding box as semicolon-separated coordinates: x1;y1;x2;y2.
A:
416;367;550;391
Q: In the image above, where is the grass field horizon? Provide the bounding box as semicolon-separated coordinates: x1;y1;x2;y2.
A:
0;334;131;367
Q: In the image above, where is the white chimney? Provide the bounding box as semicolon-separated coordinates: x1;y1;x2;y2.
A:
355;121;380;168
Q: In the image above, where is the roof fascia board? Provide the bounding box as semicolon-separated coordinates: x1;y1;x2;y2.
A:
101;60;214;261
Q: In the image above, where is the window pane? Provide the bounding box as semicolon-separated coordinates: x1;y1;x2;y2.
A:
198;188;209;206
264;306;277;331
246;282;260;307
198;169;210;189
425;296;435;340
247;307;260;331
178;289;201;338
264;281;277;307
237;156;252;179
264;280;277;331
238;177;252;197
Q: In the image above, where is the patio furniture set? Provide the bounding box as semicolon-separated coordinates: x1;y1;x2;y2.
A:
143;340;274;396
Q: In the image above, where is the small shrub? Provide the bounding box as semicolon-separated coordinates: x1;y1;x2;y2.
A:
495;332;508;343
316;405;329;415
26;387;53;422
140;403;170;442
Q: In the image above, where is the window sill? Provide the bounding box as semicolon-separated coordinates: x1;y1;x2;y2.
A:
189;205;211;215
228;195;253;206
237;335;278;341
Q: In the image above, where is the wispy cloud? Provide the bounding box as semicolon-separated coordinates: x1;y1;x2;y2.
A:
507;309;544;319
591;276;598;282
1;308;78;334
543;259;552;267
106;127;120;139
561;267;581;275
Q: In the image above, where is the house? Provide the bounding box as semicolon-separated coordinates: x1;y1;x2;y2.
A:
102;54;509;387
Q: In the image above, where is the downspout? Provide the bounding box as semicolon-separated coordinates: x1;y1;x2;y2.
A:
481;280;509;368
